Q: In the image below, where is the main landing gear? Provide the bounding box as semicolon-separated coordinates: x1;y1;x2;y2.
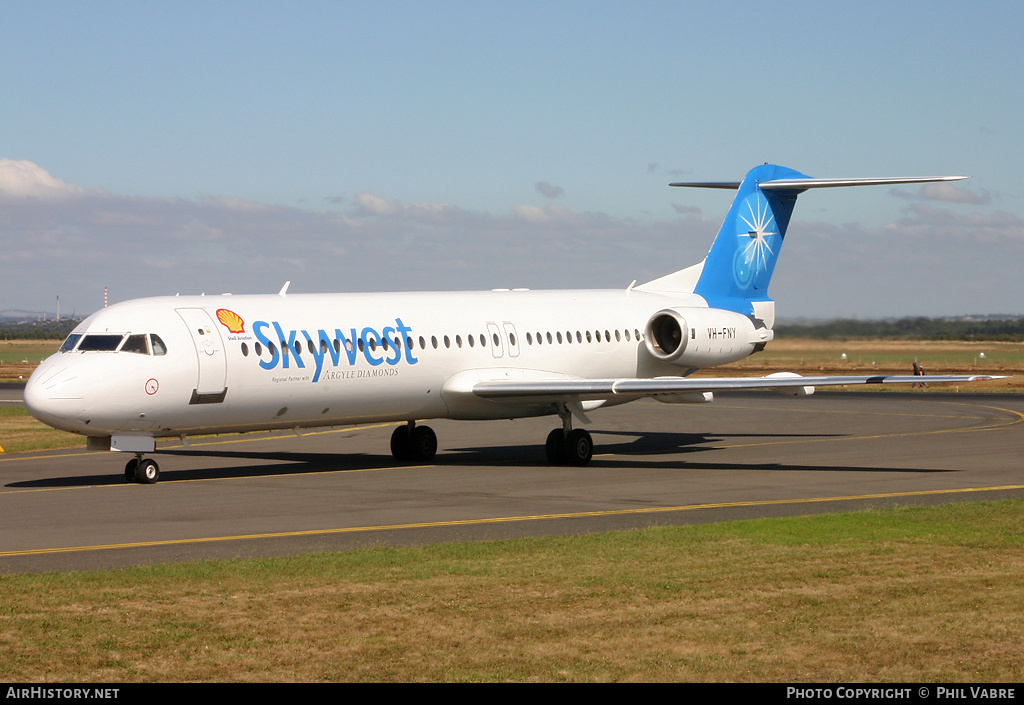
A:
124;454;160;484
544;403;593;466
388;406;593;467
390;421;438;462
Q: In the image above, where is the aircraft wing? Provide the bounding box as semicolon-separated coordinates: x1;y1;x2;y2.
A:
472;373;1000;402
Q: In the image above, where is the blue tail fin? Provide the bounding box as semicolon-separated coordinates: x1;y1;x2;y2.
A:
692;164;809;312
660;164;967;316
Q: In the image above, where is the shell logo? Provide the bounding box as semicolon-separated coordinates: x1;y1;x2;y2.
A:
216;309;246;334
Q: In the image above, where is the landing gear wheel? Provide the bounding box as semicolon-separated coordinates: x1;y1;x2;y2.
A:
391;424;438;462
390;425;412;461
562;429;593;466
134;459;160;484
409;425;437;462
124;458;139;483
545;428;566;465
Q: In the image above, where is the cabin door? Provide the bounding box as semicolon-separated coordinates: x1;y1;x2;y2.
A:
176;308;228;402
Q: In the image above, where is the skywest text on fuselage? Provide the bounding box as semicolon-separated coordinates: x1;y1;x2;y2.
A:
252;317;417;383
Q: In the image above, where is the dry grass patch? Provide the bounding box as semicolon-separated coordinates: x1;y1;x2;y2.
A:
0;406;84;452
0;340;60;382
2;502;1023;682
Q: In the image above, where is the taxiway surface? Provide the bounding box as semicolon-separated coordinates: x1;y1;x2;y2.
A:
2;392;1023;573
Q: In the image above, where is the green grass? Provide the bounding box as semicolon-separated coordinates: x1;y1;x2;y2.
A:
2;500;1023;682
0;340;58;365
0;406;84;453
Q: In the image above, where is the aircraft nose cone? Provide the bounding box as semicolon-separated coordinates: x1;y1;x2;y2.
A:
24;362;86;433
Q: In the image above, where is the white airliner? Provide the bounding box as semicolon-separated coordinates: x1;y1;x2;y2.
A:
25;164;993;483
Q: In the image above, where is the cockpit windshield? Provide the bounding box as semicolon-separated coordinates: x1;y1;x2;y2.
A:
120;334;149;355
60;333;168;355
59;334;82;352
77;334;124;352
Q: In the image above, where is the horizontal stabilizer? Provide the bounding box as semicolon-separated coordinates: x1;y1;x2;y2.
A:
667;181;741;189
671;175;967;192
759;175;968;192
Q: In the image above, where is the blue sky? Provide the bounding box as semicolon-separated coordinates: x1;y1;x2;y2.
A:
2;1;1021;318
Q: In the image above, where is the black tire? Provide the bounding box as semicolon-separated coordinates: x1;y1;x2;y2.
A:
562;429;593;466
410;425;437;462
134;459;160;484
124;458;139;483
390;425;412;461
545;428;565;465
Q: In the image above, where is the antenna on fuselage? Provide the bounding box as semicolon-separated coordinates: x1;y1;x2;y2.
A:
278;281;291;297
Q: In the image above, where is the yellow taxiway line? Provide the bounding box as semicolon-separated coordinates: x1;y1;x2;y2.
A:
3;484;1024;559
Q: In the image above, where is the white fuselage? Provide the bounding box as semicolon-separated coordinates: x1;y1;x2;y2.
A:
25;287;760;440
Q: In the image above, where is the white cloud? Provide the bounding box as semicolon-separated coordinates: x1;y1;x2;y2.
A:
512;204;549;223
890;182;991;205
354;192;399;216
0;159;103;199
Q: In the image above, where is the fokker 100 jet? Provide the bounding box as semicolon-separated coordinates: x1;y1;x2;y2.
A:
25;164;994;483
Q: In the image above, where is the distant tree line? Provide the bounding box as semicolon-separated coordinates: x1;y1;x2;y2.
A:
0;319;81;341
776;317;1024;341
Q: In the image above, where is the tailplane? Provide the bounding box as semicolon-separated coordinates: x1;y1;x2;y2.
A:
639;164;967;320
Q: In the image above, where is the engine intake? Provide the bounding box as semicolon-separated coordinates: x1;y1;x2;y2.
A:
644;307;769;367
648;312;688;360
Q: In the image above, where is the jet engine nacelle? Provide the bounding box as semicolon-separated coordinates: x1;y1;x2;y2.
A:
644;307;766;368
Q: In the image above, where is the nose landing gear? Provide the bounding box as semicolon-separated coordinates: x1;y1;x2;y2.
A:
124;454;160;484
